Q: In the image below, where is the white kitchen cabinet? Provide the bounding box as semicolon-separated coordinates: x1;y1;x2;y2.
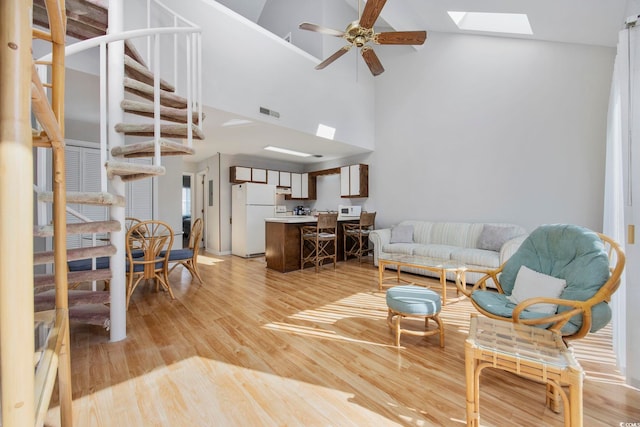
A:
267;170;279;186
252;168;267;183
290;173;310;199
301;173;309;198
340;166;350;196
340;164;368;197
279;171;291;187
230;166;252;182
290;173;302;198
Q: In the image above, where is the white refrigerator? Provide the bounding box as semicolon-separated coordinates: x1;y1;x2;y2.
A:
232;183;276;257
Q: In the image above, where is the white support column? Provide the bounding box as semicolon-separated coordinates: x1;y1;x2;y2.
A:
108;0;127;342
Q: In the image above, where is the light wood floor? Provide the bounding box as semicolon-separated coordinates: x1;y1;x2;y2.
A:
46;253;640;426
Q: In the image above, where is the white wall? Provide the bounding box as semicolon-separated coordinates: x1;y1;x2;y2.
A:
372;32;615;232
159;0;376;151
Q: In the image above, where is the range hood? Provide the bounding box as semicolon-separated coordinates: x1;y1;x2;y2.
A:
275;187;292;195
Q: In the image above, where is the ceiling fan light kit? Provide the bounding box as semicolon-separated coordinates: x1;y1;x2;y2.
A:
299;0;427;76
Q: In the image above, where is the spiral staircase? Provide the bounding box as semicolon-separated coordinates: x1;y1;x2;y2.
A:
1;0;203;424
31;0;204;332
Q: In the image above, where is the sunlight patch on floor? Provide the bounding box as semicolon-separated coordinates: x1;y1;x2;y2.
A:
195;254;225;265
46;356;403;426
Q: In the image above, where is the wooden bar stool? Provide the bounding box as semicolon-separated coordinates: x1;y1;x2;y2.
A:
343;211;376;263
300;213;338;272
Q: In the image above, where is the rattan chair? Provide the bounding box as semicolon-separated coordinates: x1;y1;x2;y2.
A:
125;220;174;308
125;216;142;231
457;224;625;341
300;213;338;272
163;218;204;283
343;211;376;263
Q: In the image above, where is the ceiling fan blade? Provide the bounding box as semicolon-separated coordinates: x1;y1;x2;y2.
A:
359;0;387;29
315;46;352;70
361;46;384;76
299;22;345;37
376;30;427;45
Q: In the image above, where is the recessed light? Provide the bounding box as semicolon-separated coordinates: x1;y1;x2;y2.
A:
222;118;253;127
264;146;312;157
448;11;533;35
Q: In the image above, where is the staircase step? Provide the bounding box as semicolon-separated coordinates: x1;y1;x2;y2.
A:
34;220;121;238
125;40;148;70
106;161;166;182
121;100;202;124
35;269;113;292
111;139;195;158
38;191;125;207
69;304;111;330
115;122;205;140
34;244;117;266
124;56;175;93
70;304;111;330
124;77;187;109
34;289;110;311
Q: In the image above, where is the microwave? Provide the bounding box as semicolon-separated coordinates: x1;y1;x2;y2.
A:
339;205;361;217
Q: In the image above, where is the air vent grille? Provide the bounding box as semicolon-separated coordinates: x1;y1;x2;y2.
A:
259;106;280;118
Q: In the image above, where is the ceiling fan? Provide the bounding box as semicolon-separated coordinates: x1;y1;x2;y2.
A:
299;0;427;76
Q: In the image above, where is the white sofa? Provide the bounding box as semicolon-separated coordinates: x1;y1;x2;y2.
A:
369;221;528;287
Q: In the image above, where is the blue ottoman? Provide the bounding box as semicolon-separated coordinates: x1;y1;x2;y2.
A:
386;285;444;347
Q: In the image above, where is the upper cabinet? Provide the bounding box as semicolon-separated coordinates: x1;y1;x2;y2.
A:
252;168;267;183
267;170;279;186
230;166;252;183
290;173;313;199
229;166;267;183
231;163;366;200
340;164;368;198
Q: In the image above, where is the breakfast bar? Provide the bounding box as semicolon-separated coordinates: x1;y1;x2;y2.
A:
265;216;358;272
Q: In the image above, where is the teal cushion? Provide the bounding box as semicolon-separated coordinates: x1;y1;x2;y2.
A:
470;290;580;335
498;224;611;332
386;285;441;315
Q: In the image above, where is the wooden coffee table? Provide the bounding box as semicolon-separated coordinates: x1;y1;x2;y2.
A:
378;254;466;305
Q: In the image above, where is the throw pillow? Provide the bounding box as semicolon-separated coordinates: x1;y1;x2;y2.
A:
390;225;414;243
507;266;567;314
477;225;522;251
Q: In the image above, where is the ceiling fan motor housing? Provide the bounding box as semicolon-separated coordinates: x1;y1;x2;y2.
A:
346;21;374;47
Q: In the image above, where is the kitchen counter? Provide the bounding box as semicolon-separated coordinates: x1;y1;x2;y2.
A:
264;216;317;223
265;216;359;272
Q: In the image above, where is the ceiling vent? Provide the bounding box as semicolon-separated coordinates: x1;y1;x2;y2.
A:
259;106;280;118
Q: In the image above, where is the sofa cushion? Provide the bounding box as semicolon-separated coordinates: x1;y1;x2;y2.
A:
450;248;501;269
413;244;458;260
429;223;472;247
477;225;524;251
390;224;414;243
381;243;423;255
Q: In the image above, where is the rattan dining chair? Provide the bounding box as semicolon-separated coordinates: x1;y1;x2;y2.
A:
125;220;175;308
300;213;338;272
343;211;376;263
162;217;204;283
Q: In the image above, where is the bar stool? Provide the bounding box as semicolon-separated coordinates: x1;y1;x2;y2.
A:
343;211;376;263
300;213;338;272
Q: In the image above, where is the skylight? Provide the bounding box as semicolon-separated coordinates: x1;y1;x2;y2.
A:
316;124;336;140
448;12;533;35
264;146;312;158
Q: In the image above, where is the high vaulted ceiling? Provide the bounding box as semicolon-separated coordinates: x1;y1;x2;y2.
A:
58;0;631;164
